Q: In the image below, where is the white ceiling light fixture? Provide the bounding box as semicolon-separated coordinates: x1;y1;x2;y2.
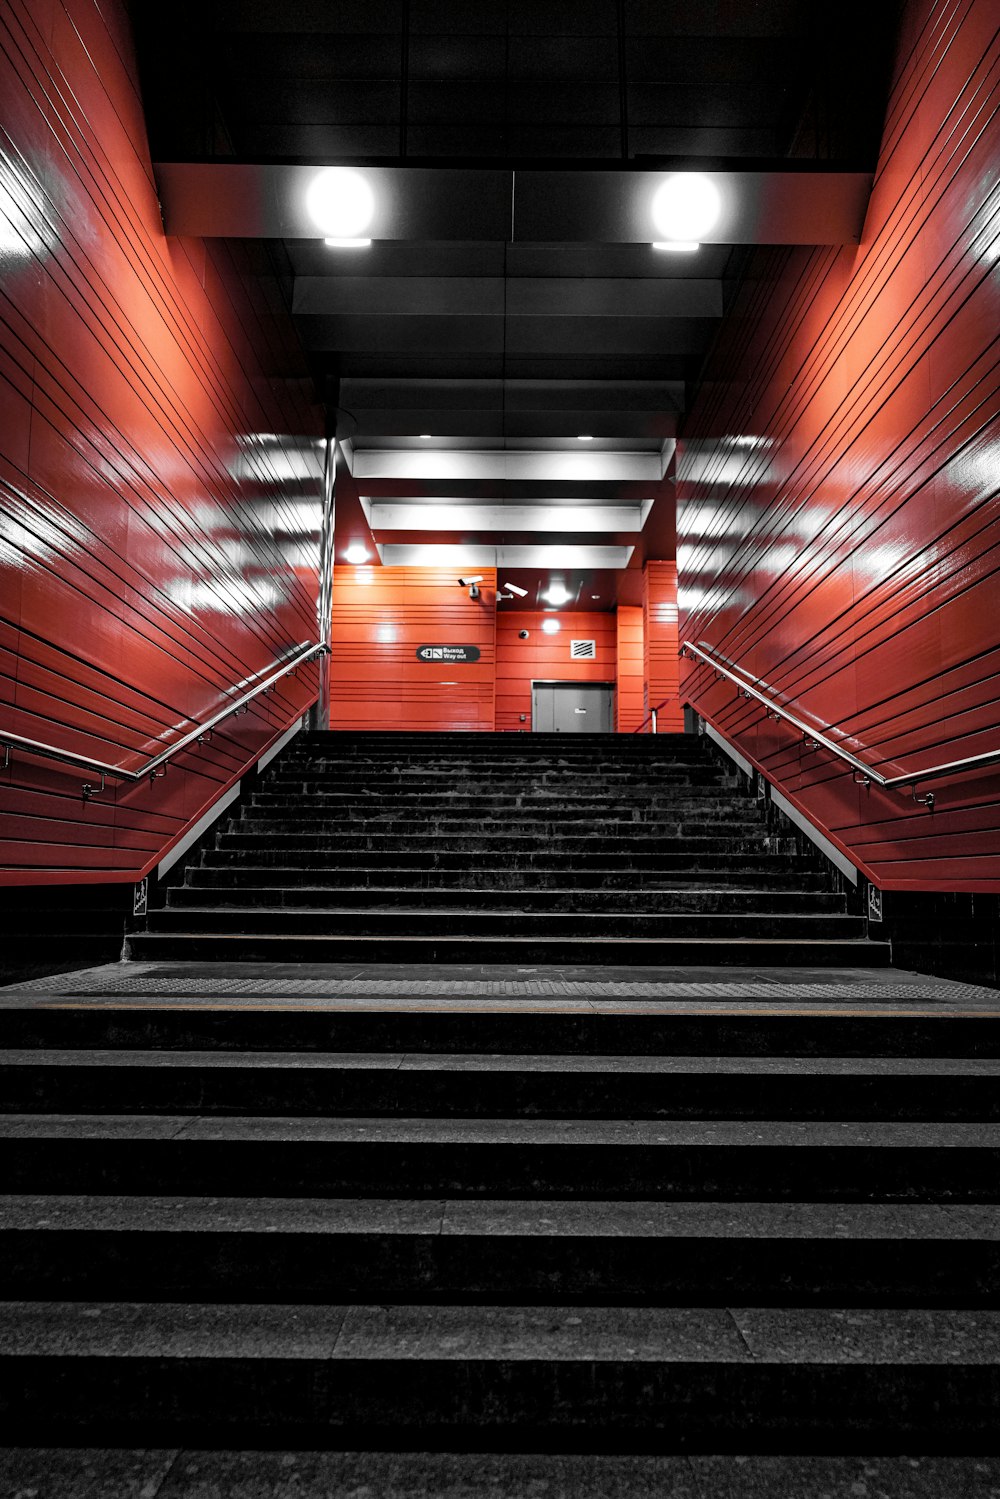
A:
543;584;571;607
541;618;561;634
381;545;634;568
306;167;375;247
651;173;721;251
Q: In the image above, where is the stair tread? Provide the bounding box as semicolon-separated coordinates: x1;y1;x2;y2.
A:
154;905;863;917
1;1450;994;1497
129;934;882;954
4;1115;996;1146
3;1194;998;1239
3;1300;999;1364
5;1050;995;1075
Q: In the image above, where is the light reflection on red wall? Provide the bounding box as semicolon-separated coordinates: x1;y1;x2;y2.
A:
0;0;323;885
677;0;1000;891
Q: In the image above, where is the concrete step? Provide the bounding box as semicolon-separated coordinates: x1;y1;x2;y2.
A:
186;865;833;892
268;772;737;791
215;832;800;856
2;1449;995;1497
3;1196;998;1304
2;1051;996;1119
2;1007;988;1058
198;849;818;875
2;1114;985;1198
123;931;886;966
290;731;696;752
251;793;743;812
169;885;846;914
144;908;866;941
3;1299;998;1447
234;816;766;838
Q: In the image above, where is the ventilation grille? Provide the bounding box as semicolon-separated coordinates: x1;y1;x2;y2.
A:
571;639;597;659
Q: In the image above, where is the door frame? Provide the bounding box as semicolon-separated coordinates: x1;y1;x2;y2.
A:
529;679;616;733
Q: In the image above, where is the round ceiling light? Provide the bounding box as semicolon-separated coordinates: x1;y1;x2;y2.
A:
306;168;375;240
651;174;721;244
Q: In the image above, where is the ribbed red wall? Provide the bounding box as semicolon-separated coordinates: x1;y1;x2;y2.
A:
615;606;644;733
496;611;616;731
330;566;497;730
677;0;1000;892
0;0;323;885
643;561;683;732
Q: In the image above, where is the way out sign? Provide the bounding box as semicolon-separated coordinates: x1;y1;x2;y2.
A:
416;645;481;662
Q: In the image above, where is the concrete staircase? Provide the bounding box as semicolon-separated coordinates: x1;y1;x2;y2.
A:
128;731;882;967
1;1004;998;1453
5;730;997;1480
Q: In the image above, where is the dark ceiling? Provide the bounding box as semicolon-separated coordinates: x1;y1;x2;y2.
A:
135;0;898;170
131;0;899;608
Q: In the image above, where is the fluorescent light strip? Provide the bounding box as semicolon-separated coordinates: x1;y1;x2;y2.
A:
354;451;662;482
380;544;634;568
365;502;649;533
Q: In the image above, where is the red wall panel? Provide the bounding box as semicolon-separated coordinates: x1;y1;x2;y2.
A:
496;611;616;731
642;561;683;732
330;566;497;731
0;0;324;885
615;605;644;733
676;0;1000;891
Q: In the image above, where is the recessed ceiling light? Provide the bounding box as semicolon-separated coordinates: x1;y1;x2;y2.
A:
543;585;571;606
541;618;561;634
651;173;721;245
591;594;600;600
345;544;369;564
306;168;375;239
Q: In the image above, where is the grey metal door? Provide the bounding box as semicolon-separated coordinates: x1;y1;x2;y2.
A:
531;682;614;732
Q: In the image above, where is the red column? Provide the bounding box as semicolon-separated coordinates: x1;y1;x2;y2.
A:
615;606;645;733
642;562;683;732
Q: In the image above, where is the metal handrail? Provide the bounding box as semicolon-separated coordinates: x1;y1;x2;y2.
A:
632;700;672;735
1;641;329;799
680;639;1000;813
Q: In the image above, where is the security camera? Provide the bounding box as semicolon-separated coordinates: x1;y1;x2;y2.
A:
502;582;528;597
457;576;483;587
518;629;529;639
